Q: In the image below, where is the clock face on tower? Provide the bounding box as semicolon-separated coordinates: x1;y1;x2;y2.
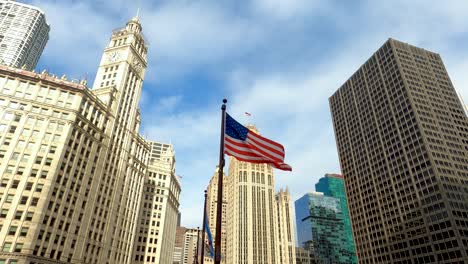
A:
107;51;121;63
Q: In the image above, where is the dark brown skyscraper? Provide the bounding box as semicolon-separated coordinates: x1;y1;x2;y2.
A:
329;39;468;263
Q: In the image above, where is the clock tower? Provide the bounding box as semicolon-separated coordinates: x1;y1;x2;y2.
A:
90;16;151;264
92;16;147;119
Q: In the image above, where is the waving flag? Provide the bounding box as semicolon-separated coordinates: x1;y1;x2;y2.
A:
204;214;215;258
224;113;292;171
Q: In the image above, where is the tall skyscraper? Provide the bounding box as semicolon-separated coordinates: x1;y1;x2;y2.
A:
330;38;468;263
275;188;296;264
225;125;295;264
132;141;181;264
295;192;355;264
0;16;151;264
315;173;356;263
0;0;49;70
204;167;226;263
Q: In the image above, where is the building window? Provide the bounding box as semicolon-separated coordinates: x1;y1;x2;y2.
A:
20;227;28;237
5;194;14;203
14;211;22;220
14;243;23;252
35;184;43;192
25;212;33;221
0;209;7;218
19;196;28;205
31;197;39;206
8;226;17;235
1;242;11;252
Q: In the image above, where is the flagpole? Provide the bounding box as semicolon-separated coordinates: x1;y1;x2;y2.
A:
200;190;208;264
214;98;227;264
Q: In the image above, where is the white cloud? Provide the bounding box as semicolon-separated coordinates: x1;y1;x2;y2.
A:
31;0;115;78
447;57;468;107
251;0;320;20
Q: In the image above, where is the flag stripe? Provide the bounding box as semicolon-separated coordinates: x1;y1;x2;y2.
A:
246;137;284;162
225;148;271;162
248;130;285;152
225;147;269;162
226;136;280;162
247;134;285;157
225;137;263;157
276;163;292;171
226;148;292;171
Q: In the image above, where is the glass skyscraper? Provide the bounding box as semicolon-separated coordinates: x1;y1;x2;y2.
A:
295;192;356;264
315;173;357;263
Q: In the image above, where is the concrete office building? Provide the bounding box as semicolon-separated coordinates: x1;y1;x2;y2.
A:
225;125;296;264
225;139;279;263
133;142;181;264
0;16;151;264
0;0;49;70
147;141;171;163
275;188;296;264
172;227;186;264
295;247;312;264
181;228;199;264
330;39;468;263
204;167;226;263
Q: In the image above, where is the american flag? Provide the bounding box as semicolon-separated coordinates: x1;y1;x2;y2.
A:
224;113;292;171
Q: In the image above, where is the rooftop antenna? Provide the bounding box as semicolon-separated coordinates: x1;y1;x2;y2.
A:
135;0;141;20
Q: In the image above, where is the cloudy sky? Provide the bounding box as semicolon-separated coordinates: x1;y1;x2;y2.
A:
26;0;468;227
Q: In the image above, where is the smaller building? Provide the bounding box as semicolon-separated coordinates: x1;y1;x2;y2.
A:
204;167;226;263
276;188;296;264
173;227;187;264
132;141;181;264
182;228;200;264
295;192;354;264
173;226;200;264
315;174;356;263
295;247;311;264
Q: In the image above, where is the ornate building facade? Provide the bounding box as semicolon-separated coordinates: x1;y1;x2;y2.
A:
204;167;226;263
0;16;168;264
225;126;296;264
133;141;181;264
275;188;296;264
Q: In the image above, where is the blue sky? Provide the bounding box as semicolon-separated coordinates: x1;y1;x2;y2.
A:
27;0;468;227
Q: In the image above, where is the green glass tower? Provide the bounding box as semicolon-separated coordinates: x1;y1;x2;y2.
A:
295;192;354;264
315;173;357;263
